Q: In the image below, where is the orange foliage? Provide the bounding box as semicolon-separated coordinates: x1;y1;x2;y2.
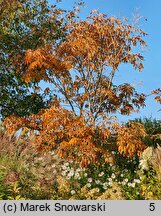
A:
151;88;161;105
117;122;146;157
23;45;72;83
3;104;112;167
58;12;146;72
20;12;146;120
3;115;27;138
55;12;146;118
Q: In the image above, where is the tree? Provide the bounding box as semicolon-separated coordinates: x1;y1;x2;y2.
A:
132;117;161;148
22;11;147;122
0;0;68;119
3;11;147;166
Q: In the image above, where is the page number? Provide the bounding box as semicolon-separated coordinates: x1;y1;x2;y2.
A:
149;203;155;211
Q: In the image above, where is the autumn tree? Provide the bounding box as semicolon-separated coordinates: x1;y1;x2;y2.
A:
3;11;148;165
22;11;147;122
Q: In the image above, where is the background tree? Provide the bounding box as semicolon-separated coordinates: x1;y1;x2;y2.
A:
0;0;68;119
133;117;161;148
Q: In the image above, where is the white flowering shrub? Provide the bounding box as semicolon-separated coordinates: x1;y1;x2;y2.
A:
139;147;153;170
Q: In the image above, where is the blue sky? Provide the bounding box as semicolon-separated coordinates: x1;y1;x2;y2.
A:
48;0;161;122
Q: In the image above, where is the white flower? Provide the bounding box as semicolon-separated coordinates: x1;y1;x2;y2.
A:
111;173;116;179
75;172;80;177
62;165;67;170
71;190;76;195
95;180;100;184
108;181;112;186
74;172;80;179
120;174;124;177
103;185;107;190
66;167;71;172
128;182;132;187
108;178;112;182
88;178;92;183
96;188;100;192
86;183;91;188
134;179;140;184
84;173;88;177
131;183;135;188
103;182;108;187
61;171;66;176
68;171;74;177
66;176;71;180
111;151;115;155
124;178;128;183
99;172;104;177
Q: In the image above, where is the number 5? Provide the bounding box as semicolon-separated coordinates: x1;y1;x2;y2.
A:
149;203;155;211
